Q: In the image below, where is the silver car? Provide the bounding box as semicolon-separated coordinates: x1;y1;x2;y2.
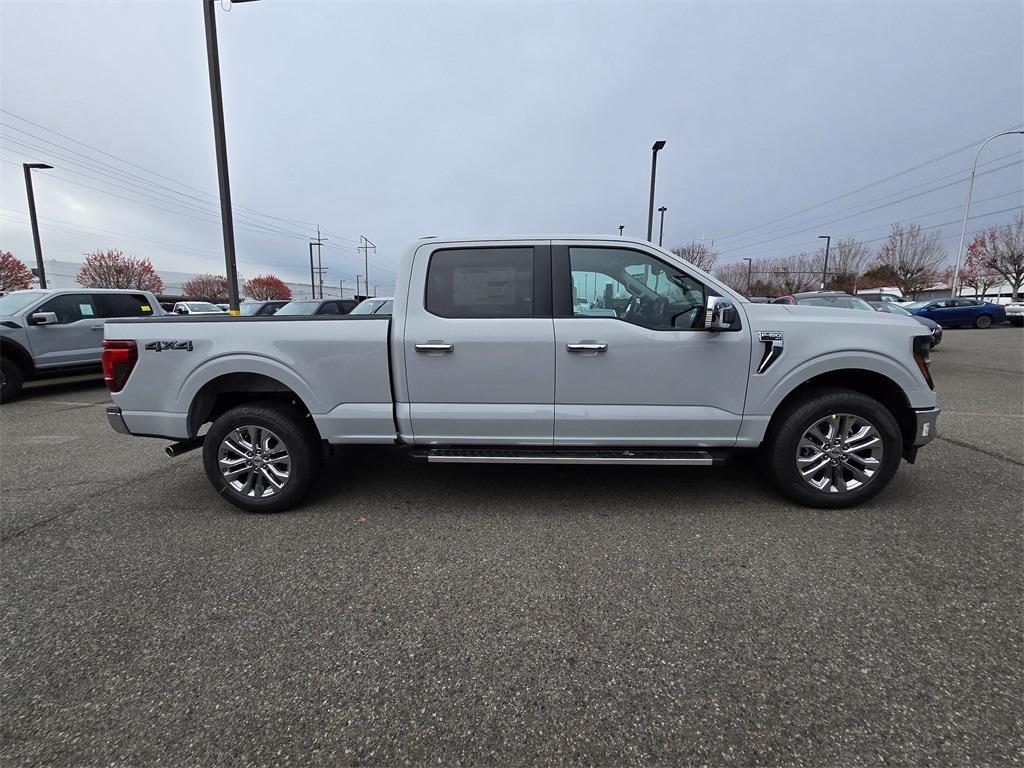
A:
0;288;163;402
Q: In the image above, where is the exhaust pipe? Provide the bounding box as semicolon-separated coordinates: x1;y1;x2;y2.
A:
166;436;204;458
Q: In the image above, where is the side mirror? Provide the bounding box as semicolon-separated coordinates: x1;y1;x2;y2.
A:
28;311;58;326
705;296;740;332
174;307;187;315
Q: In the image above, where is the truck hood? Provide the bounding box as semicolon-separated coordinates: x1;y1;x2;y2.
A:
743;302;922;331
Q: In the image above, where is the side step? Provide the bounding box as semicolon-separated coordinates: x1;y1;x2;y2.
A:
420;447;717;466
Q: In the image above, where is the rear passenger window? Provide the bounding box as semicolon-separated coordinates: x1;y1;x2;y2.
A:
94;293;154;318
426;248;533;318
318;302;340;315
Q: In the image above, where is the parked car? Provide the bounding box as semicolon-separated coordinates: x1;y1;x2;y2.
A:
771;291;876;311
216;303;230;312
0;288;163;402
870;301;941;347
856;291;910;305
172;301;226;316
350;297;394;315
1004;300;1024;326
903;298;1006;328
240;300;290;317
275;298;358;316
103;236;939;513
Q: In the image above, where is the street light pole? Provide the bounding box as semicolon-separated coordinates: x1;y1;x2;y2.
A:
646;140;666;242
743;257;752;295
818;235;831;290
950;129;1024;298
657;206;667;247
309;242;315;298
618;225;625;236
22;163;53;289
202;0;259;315
356;274;362;299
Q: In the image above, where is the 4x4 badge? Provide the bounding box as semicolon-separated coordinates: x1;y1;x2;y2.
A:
144;341;193;352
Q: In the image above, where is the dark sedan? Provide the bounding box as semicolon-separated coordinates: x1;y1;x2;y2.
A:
903;298;1006;329
870;301;942;347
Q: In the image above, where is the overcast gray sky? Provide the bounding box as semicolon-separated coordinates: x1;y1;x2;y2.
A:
1;0;1022;293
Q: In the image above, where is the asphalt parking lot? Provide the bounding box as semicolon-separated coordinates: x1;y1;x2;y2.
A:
2;326;1022;766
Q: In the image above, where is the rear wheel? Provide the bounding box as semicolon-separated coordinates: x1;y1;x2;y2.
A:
0;358;24;404
202;401;322;513
765;389;902;508
974;314;993;329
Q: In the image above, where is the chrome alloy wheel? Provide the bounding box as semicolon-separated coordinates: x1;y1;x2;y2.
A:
218;426;291;498
795;413;884;494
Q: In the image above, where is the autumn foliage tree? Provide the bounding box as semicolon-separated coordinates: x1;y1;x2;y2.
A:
966;213;1024;300
183;274;229;302
76;249;164;293
0;251;33;293
960;236;1003;299
243;274;292;301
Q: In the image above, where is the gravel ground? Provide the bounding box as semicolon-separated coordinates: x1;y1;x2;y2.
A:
2;325;1021;766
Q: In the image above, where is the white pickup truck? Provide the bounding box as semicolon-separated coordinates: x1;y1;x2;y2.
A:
103;236;939;512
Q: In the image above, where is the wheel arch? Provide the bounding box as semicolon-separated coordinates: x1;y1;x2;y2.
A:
766;368;916;446
0;337;34;376
187;372;319;439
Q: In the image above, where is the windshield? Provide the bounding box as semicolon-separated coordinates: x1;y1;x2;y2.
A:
0;292;43;315
903;301;928;310
186;302;221;312
239;303;262;316
276;301;320;315
797;295;874;311
350;298;392;315
884;303;912;316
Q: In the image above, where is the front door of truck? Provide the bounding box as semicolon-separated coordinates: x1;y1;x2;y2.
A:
24;293;103;368
551;243;750;446
403;243;555;445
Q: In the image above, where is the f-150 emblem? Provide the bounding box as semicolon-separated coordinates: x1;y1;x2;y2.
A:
145;340;193;352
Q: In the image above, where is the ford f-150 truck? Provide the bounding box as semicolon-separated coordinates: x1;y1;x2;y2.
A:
102;237;939;512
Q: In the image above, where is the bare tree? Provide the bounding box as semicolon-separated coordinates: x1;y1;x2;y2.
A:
986;213;1024;300
714;261;750;294
872;223;947;298
811;237;871;292
770;252;818;294
671;242;717;273
961;235;1003;299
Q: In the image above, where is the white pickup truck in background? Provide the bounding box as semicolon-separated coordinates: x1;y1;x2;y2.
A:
102;236;940;512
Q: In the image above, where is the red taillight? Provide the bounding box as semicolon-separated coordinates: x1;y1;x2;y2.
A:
101;340;138;393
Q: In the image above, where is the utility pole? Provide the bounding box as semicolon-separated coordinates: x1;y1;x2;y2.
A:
356;275;362;299
358;236;376;299
308;227;328;298
339;279;344;299
818;235;831;290
23;163;53;289
618;225;625;236
309;242;315;298
202;0;259;315
657;206;667;247
743;257;752;296
646;140;666;241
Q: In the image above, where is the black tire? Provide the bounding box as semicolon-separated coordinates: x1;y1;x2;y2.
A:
1010;318;1023;327
764;388;902;509
202;401;322;513
974;314;993;329
0;357;24;404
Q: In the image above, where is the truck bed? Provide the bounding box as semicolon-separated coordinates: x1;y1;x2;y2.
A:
105;315;395;443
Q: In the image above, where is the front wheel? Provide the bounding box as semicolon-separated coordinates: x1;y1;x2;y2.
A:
202;401;322;513
0;358;24;404
765;389;903;508
974;314;993;329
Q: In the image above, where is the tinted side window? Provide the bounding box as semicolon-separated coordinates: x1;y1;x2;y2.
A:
36;294;98;324
426;248;534;319
317;302;340;315
95;293;154;318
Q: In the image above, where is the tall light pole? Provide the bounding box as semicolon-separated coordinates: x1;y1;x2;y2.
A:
818;235;831;290
23;163;53;289
309;243;316;298
743;257;753;295
356;274;362;299
950;129;1024;298
646;140;666;242
618;225;625;236
657;206;667;247
203;0;259;315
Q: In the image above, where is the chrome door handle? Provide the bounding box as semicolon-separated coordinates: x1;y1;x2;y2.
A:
566;343;607;352
415;343;454;353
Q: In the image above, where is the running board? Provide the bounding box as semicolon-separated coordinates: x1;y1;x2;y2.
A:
420;448;716;466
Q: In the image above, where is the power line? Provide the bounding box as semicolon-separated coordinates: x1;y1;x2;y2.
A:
713;121;1024;242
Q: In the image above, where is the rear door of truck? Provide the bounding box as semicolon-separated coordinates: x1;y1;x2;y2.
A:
401;241;554;445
